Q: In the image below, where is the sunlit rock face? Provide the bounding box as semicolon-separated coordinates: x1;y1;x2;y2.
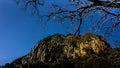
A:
62;33;110;58
75;33;109;56
12;33;110;65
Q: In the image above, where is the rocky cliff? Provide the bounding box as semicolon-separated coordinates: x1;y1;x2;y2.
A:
7;33;111;67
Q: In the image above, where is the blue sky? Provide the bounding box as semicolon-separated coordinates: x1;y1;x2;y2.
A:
0;0;120;66
0;0;67;65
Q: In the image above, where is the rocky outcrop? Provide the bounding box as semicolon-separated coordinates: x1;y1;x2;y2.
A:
11;33;110;67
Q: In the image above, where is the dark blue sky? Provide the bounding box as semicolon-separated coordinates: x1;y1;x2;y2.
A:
0;0;120;66
0;0;67;65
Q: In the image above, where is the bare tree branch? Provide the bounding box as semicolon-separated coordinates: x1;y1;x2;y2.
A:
88;0;120;8
16;0;120;35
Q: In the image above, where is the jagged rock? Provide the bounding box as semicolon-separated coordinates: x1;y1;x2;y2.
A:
11;33;110;67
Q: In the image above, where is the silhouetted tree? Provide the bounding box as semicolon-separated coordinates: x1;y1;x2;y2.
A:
16;0;120;35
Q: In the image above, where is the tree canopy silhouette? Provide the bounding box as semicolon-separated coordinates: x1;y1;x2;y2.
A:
16;0;120;35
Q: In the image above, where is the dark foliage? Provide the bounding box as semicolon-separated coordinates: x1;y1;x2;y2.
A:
3;48;120;68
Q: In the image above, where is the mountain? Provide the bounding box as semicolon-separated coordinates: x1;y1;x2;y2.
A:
2;33;120;68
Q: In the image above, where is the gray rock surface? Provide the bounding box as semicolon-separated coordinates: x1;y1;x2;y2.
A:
12;33;110;66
